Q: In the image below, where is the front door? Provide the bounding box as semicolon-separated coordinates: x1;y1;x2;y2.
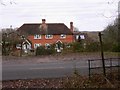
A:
55;41;63;52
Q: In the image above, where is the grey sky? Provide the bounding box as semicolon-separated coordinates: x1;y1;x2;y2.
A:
0;0;119;31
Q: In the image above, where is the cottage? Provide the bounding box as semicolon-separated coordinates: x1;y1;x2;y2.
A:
17;19;75;51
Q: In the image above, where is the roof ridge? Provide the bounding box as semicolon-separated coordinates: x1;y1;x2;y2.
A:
23;23;65;25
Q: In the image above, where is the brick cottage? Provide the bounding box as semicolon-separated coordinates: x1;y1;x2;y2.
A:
17;19;75;51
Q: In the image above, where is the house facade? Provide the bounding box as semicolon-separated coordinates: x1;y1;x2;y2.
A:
17;19;74;50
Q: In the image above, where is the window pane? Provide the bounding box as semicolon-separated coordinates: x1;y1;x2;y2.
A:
60;34;66;38
45;35;53;39
34;35;41;39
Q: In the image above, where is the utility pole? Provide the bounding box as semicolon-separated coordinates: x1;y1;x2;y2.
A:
98;32;106;76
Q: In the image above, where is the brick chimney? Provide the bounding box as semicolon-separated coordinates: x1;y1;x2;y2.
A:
70;22;73;32
41;19;47;32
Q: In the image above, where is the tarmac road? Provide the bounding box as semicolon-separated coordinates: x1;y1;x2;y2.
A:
2;60;89;80
2;57;119;80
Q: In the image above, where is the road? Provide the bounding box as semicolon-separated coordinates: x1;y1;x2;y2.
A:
2;58;119;80
2;60;89;80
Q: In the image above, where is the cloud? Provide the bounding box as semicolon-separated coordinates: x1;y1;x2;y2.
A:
0;0;118;31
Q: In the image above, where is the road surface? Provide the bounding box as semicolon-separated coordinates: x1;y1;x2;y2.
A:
2;58;119;80
3;59;89;80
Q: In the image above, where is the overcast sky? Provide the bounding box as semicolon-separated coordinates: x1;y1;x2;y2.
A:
0;0;119;31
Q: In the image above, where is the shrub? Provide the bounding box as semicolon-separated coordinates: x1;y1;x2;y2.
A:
72;42;84;52
112;43;120;52
71;42;100;52
35;46;55;56
103;42;120;52
85;42;100;52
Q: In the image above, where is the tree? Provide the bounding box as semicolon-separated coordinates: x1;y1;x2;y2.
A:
2;28;21;55
0;0;16;6
102;16;120;52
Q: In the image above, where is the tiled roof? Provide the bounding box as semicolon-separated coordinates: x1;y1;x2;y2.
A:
17;23;73;35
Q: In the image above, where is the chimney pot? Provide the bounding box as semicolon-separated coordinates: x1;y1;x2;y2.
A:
42;19;46;24
70;22;73;32
70;22;73;25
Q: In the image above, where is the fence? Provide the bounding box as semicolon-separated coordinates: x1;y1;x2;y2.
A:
88;58;120;79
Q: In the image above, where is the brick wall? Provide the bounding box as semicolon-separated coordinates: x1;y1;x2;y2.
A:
28;35;74;49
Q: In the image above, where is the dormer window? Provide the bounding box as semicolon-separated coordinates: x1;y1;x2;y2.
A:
45;35;53;39
34;35;41;39
60;34;66;39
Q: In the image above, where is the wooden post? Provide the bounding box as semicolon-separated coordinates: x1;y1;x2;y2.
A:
88;60;91;79
98;32;106;76
118;1;120;81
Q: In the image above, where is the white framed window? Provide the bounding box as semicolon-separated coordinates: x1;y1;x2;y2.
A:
34;43;41;49
80;35;85;39
60;34;66;39
45;43;51;49
76;35;85;40
34;35;41;39
45;35;53;39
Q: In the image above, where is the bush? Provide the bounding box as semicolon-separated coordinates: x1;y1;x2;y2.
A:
85;42;100;52
103;43;111;51
112;43;120;52
72;42;100;52
35;46;55;56
103;42;120;52
72;42;84;52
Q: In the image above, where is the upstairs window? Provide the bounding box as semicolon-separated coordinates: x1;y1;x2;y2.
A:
34;35;41;39
76;35;85;40
80;35;85;39
45;35;53;39
60;34;66;39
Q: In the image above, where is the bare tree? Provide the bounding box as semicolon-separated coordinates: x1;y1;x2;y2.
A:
0;0;16;6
